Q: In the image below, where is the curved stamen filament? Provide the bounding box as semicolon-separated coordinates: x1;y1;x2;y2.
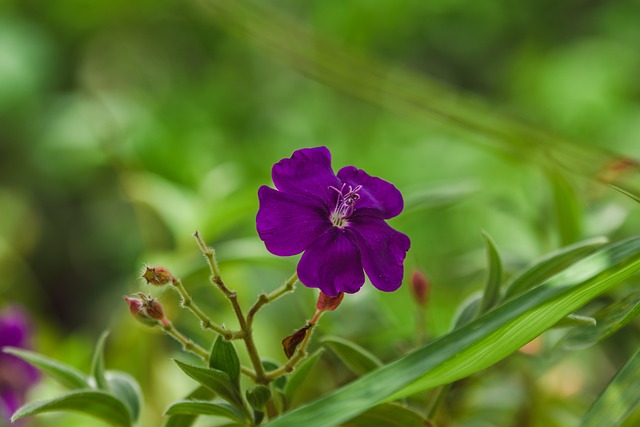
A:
329;184;362;227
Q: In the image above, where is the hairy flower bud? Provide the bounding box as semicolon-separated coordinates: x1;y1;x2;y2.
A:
142;266;175;286
410;269;430;307
124;295;169;327
316;291;344;312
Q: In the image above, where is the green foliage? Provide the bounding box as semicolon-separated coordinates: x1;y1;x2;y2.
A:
479;231;503;314
165;400;247;424
322;336;383;376
2;348;89;389
6;332;141;427
210;335;241;386
283;349;323;407
581;349;640;427
265;237;640;427
559;291;640;351
342;403;426;427
11;390;133;427
173;360;247;412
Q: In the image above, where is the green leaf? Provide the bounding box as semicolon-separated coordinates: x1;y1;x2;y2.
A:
610;184;640;204
174;360;245;410
91;331;110;390
451;293;481;329
552;314;596;329
322;336;382;376
501;237;608;301
559;291;640;350
581;348;640;427
264;236;640;427
11;389;132;427
210;335;241;386
106;371;142;422
165;400;247;424
479;231;502;314
283;349;323;405
262;359;287;390
245;385;271;411
404;182;477;213
549;169;582;246
342;403;426;427
2;347;89;389
164;386;215;427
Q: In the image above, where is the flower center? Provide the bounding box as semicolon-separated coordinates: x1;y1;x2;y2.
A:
329;184;362;228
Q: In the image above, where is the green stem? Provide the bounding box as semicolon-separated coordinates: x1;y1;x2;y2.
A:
247;272;298;327
171;278;240;339
266;311;322;381
194;231;275;416
161;321;209;360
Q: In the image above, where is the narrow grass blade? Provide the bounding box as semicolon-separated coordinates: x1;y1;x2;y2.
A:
342;403;426;427
548;169;582;246
91;331;110;390
265;236;640;427
322;336;382;376
502;237;608;301
2;347;89;389
479;231;502;314
581;348;640;427
11;390;132;427
559;291;640;350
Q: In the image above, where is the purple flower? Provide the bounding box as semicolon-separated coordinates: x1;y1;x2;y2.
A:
257;146;410;296
0;306;39;423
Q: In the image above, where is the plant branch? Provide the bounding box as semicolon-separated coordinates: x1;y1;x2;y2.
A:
247;272;298;326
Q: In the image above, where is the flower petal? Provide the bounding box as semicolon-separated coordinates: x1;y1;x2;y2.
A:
348;217;410;292
257;186;331;256
272;146;340;206
337;166;404;219
297;229;365;296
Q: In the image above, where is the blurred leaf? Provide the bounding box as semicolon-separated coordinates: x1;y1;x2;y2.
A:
552;314;596;329
209;335;241;387
479;231;503;314
502;237;608;301
174;360;245;410
284;349;323;406
342;403;426;427
610;184;640;204
91;331;110;390
548;169;582;246
322;336;382;376
451;293;481;329
265;236;640;427
2;347;89;389
106;371;142;422
404;182;477;213
262;360;287;390
164;386;215;427
559;291;640;350
245;385;271;411
11;390;132;427
581;348;640;427
164;400;247;424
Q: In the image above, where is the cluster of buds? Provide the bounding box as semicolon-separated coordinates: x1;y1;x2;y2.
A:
124;293;170;327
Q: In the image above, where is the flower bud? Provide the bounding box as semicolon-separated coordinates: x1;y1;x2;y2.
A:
410;269;430;307
316;291;344;312
142;266;175;286
124;296;157;327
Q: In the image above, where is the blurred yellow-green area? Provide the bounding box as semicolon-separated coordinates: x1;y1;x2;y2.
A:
1;0;640;426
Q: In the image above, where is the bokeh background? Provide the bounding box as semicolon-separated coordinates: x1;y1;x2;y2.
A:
1;0;640;425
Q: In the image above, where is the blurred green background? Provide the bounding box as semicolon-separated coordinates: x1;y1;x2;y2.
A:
1;0;640;425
